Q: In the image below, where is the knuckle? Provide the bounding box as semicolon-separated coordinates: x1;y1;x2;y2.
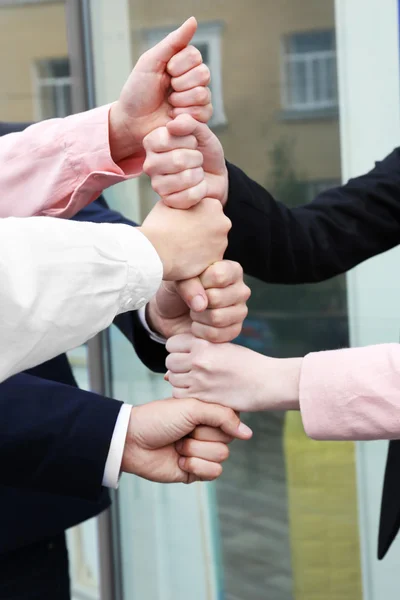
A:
200;64;211;83
206;288;219;306
219;445;230;462
213;264;228;286
231;324;242;339
151;176;163;194
142;157;155;175
190;105;206;120
224;216;232;232
181;439;193;455
207;327;222;344
196;87;210;104
203;104;213;121
184;457;194;471
183;169;195;186
192;150;204;167
233;262;244;279
244;284;252;300
189;45;202;64
209;309;225;327
172;150;185;170
187;182;203;204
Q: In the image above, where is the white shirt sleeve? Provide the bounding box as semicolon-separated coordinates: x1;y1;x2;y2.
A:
0;217;163;383
102;403;132;488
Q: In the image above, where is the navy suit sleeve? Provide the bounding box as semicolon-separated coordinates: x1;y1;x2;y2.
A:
0;373;122;499
73;197;167;373
224;150;400;284
0;121;31;136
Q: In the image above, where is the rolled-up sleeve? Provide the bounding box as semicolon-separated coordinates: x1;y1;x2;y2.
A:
300;344;400;441
0;104;143;219
0;216;162;383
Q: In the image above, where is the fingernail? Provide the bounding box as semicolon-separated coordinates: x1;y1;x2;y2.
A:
178;457;186;468
238;422;253;438
164;371;170;381
191;295;207;312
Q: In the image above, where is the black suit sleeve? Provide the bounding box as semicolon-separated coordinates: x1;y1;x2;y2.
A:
0;373;122;499
224;149;400;283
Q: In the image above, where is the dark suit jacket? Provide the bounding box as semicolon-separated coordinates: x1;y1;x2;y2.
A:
0;118;166;553
224;155;400;560
0;197;166;554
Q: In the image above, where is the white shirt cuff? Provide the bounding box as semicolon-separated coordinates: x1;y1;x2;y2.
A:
102;403;132;489
138;305;167;344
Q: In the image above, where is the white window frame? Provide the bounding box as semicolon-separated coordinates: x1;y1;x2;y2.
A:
281;32;338;113
146;22;226;128
33;58;72;120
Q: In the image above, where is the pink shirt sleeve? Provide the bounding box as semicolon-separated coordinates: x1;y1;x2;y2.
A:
0;104;143;218
299;343;400;441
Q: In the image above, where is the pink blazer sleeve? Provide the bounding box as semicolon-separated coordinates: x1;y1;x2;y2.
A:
0;104;143;218
299;343;400;441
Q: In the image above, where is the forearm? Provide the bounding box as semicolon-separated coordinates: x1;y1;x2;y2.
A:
0;373;123;499
0;105;143;219
224;153;400;284
0;217;162;382
299;344;400;441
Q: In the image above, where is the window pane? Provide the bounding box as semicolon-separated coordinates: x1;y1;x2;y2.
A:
288;60;307;105
39;84;57;119
289;29;335;53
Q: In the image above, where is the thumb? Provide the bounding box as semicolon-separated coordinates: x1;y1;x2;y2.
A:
176;277;208;312
192;401;253;441
142;17;197;67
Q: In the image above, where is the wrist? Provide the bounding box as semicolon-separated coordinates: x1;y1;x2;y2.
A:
254;355;302;411
120;406;140;475
109;102;143;163
145;300;165;337
137;226;169;279
274;357;302;410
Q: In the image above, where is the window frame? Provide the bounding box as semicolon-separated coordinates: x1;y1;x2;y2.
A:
281;29;338;115
33;57;72;120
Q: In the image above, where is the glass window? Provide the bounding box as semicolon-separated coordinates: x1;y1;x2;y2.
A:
88;2;359;599
283;29;338;112
35;57;72;119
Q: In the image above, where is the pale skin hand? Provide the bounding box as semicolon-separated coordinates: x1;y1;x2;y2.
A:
108;17;213;163
165;334;303;413
139;198;231;282
146;260;251;342
120;397;253;484
143;114;228;209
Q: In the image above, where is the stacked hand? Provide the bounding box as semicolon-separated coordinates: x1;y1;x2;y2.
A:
108;17;212;163
139;68;254;473
166;335;302;413
108;19;252;484
121;398;252;484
